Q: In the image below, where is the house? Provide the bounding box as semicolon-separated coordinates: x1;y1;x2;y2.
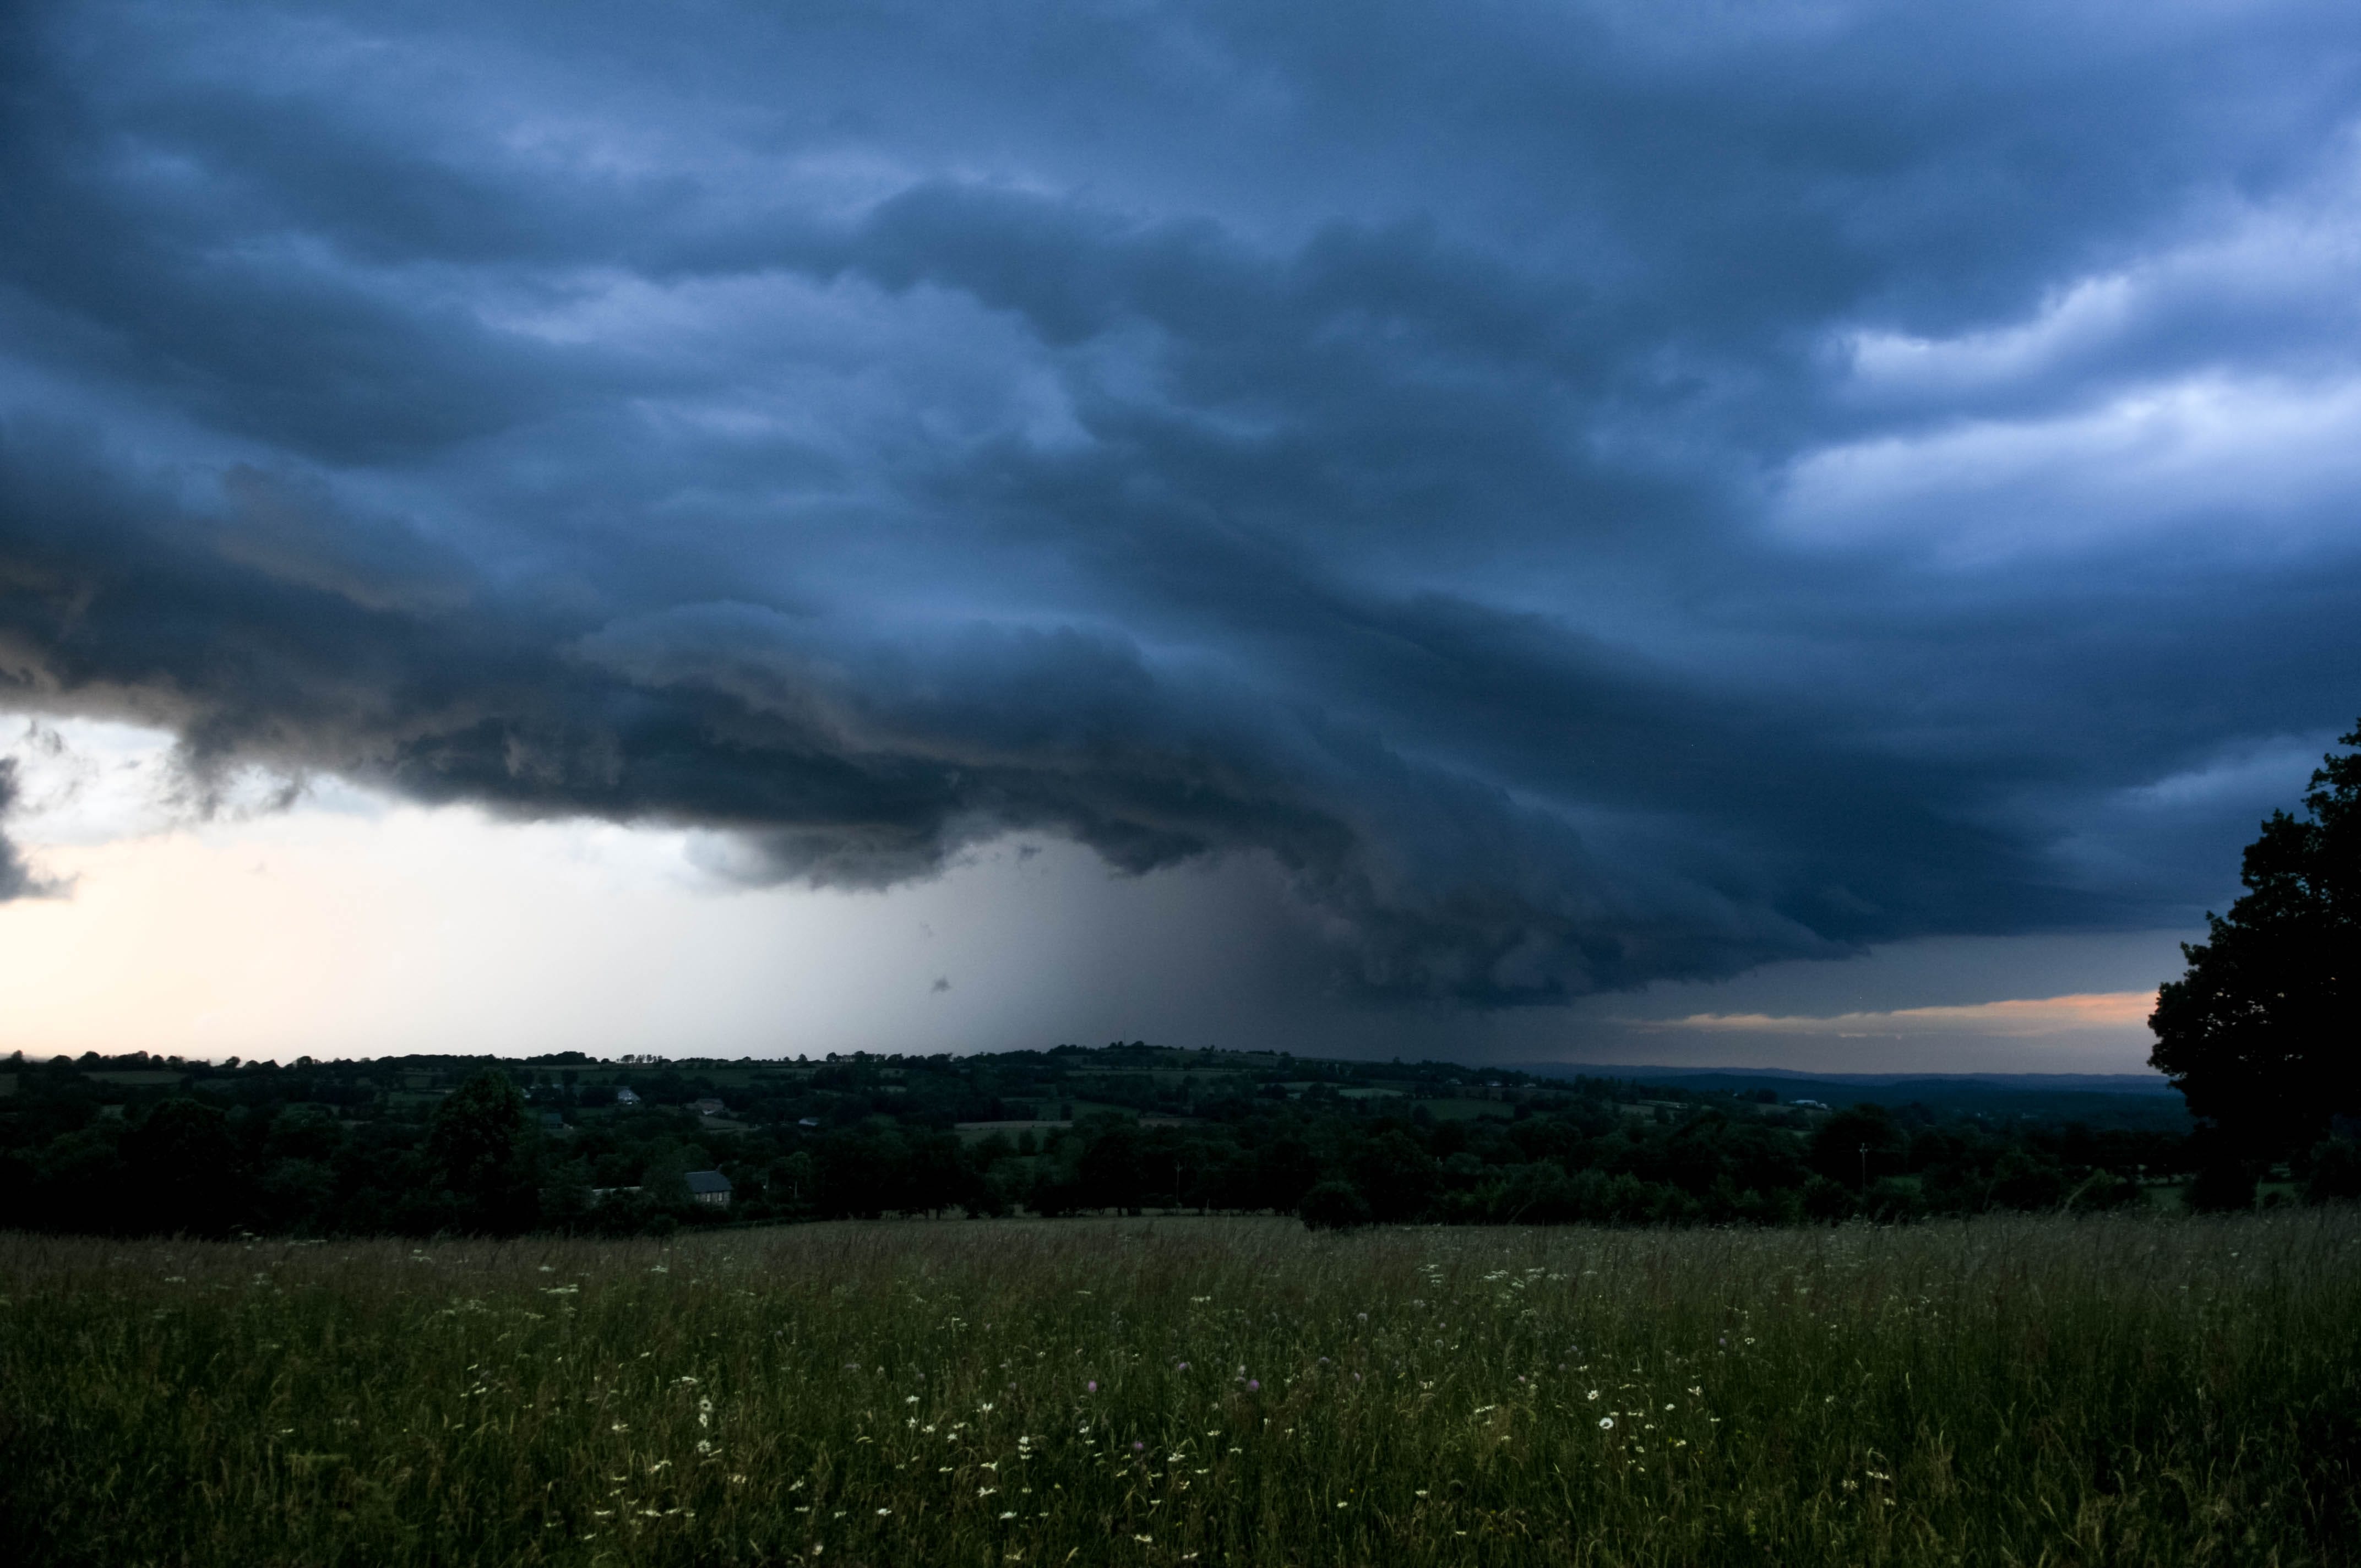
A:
614;1086;641;1107
684;1170;732;1208
692;1097;727;1117
797;1117;821;1129
1792;1098;1829;1110
541;1110;568;1133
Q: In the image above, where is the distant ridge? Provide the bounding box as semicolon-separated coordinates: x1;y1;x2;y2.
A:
1515;1065;2179;1095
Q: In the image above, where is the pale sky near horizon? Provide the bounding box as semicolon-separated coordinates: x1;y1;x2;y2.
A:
2;716;2182;1072
6;3;2358;1075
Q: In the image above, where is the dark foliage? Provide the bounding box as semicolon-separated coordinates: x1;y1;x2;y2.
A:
1298;1180;1373;1232
0;1043;2215;1238
2151;722;2361;1157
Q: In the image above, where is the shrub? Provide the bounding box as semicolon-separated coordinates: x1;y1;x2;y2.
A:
2305;1137;2361;1204
1299;1179;1373;1231
2189;1159;2259;1213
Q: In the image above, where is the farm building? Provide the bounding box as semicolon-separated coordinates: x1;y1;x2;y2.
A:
684;1170;732;1208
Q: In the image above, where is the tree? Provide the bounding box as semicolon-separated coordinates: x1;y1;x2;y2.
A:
2149;723;2361;1158
1805;1105;1903;1188
1299;1180;1372;1232
425;1071;538;1233
125;1098;242;1235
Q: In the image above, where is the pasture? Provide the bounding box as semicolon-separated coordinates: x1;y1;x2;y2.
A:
2;1212;2355;1565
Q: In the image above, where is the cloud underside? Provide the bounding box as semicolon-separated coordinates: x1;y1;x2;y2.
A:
0;757;37;899
1;439;2060;998
4;1;2361;997
1639;991;2159;1038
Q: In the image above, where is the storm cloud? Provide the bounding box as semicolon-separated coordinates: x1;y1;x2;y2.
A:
3;1;2359;1000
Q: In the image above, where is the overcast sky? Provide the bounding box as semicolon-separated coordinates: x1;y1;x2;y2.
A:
4;1;2358;1070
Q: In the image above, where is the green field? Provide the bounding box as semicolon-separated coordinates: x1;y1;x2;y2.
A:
3;1212;2356;1566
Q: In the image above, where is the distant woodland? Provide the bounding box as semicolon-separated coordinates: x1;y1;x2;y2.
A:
6;1042;2340;1239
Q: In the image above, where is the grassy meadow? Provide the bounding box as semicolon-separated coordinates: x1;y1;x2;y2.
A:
2;1213;2357;1566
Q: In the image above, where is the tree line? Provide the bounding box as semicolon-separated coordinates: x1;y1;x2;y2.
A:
0;1052;2271;1239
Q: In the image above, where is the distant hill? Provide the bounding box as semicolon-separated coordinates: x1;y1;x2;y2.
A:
1514;1064;2190;1133
1520;1065;2177;1093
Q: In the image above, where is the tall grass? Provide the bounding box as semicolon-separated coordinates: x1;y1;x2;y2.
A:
2;1212;2355;1565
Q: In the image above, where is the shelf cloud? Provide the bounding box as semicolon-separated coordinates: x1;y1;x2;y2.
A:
3;1;2359;1009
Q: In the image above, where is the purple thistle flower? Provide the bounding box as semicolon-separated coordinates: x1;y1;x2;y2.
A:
1086;1380;1098;1392
1247;1379;1261;1392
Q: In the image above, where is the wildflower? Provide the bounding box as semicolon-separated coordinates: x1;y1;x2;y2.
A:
1587;1390;1599;1400
906;1396;920;1404
611;1423;629;1433
1134;1535;1154;1544
1000;1511;1017;1520
1599;1416;1615;1429
1133;1441;1145;1452
1086;1381;1097;1392
1247;1379;1260;1392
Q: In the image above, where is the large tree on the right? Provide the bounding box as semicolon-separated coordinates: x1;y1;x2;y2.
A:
2150;722;2360;1158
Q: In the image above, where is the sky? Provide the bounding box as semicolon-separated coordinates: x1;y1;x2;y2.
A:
3;0;2359;1072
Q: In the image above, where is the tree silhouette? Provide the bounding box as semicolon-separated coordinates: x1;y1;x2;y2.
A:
2150;722;2360;1159
425;1071;537;1233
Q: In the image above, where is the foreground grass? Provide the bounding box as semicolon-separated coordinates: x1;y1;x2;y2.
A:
1;1214;2356;1566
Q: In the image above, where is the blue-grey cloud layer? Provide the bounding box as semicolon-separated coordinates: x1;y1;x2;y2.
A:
4;0;2359;1000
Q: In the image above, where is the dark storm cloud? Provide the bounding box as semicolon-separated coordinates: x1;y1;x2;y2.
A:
4;0;2361;998
0;757;41;901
